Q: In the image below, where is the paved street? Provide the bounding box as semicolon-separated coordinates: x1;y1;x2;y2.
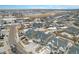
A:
8;25;27;53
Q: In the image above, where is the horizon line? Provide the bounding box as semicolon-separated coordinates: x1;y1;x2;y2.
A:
0;5;79;9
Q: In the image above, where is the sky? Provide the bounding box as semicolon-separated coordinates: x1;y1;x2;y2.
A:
0;5;79;9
